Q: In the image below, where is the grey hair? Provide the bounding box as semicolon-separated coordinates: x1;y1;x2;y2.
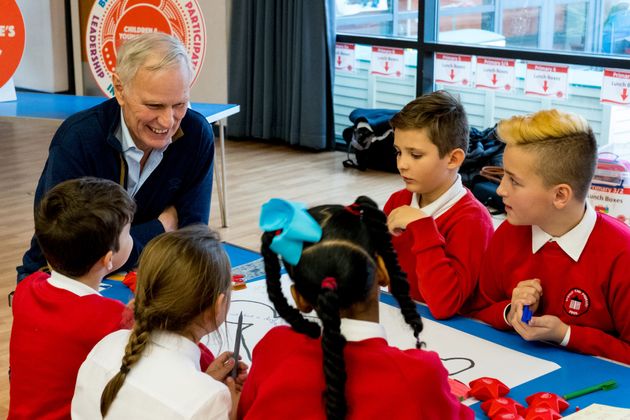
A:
115;32;193;84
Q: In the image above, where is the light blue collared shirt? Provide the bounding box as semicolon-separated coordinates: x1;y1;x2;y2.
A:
118;110;171;197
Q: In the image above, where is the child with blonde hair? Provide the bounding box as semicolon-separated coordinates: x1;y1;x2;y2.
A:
72;226;248;419
472;109;630;364
239;196;472;419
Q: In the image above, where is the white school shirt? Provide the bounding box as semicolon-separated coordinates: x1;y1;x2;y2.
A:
339;318;387;342
47;270;101;297
72;329;231;420
410;174;467;219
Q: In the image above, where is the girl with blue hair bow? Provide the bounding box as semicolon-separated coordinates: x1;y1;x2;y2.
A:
239;196;472;420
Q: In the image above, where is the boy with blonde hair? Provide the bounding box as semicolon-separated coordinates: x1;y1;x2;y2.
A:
9;177;135;419
471;109;630;364
384;91;494;319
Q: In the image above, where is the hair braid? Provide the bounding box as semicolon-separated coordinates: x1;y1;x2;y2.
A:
100;317;152;416
355;196;424;348
261;232;320;338
317;288;347;420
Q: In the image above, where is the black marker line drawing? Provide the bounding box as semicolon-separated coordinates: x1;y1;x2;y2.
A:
441;357;476;376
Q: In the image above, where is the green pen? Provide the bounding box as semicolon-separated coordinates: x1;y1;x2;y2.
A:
562;380;618;400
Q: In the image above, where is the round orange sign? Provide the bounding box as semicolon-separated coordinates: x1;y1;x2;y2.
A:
0;0;25;88
86;0;206;97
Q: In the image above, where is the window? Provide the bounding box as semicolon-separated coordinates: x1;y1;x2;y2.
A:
334;0;630;146
336;0;419;38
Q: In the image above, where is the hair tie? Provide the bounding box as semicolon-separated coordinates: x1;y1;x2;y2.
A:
345;203;361;217
120;364;130;374
259;198;322;265
321;277;337;291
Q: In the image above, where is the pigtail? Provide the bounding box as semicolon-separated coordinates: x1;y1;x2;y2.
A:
355;196;424;349
100;317;152;416
317;278;347;420
261;232;320;338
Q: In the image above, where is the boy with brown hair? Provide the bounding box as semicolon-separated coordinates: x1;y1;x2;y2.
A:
9;177;136;419
471;109;630;364
384;90;494;319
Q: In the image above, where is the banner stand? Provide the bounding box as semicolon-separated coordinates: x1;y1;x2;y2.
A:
0;78;17;102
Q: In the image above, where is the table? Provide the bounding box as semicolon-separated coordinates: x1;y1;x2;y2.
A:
102;243;630;417
0;92;240;227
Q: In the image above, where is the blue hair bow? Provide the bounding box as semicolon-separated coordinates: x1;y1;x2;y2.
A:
259;198;322;265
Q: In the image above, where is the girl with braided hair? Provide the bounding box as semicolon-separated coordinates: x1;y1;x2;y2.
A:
239;196;472;420
71;225;248;419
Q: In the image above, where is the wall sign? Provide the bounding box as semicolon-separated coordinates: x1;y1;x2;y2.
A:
434;53;473;87
86;0;206;97
370;46;404;79
335;42;356;74
601;69;630;106
524;63;569;100
475;57;516;92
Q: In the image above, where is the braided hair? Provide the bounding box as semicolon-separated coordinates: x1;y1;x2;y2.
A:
261;196;423;420
100;225;231;416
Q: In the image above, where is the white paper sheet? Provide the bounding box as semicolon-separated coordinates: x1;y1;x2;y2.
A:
563;404;630;419
205;275;559;389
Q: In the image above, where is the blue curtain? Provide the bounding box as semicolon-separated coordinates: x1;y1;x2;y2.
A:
228;0;336;150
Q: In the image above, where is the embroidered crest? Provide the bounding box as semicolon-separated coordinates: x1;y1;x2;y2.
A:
563;288;590;317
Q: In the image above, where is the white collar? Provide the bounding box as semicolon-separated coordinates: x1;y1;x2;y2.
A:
411;174;466;219
339;318;386;342
118;109;171;153
531;204;597;262
151;331;202;370
47;270;101;297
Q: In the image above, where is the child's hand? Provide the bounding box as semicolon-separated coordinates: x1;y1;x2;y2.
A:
205;351;236;382
233;360;249;389
205;352;249;390
226;376;241;420
511;314;569;344
387;206;428;235
510;278;542;314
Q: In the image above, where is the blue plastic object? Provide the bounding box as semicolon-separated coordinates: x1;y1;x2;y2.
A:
521;305;532;323
259;198;322;265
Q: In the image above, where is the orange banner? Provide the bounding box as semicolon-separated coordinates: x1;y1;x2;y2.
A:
0;0;25;88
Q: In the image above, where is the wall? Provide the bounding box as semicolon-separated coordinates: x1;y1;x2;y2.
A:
191;0;228;103
13;0;69;93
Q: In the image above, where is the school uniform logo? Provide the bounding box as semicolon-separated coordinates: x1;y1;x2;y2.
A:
563;288;590;317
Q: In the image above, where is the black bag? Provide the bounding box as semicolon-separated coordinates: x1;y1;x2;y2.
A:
342;108;398;173
470;166;505;214
459;125;505;188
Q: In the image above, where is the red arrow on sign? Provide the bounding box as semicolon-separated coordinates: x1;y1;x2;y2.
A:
384;61;389;72
622;88;628;101
543;80;549;92
491;73;497;85
337;55;342;66
450;69;455;80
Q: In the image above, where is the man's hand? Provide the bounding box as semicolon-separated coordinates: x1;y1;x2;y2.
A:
158;205;178;232
511;314;569;344
387;205;428;236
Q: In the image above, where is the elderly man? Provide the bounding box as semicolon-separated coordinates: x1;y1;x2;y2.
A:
17;33;215;281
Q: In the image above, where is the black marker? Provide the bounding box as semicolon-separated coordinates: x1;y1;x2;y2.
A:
231;311;243;379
